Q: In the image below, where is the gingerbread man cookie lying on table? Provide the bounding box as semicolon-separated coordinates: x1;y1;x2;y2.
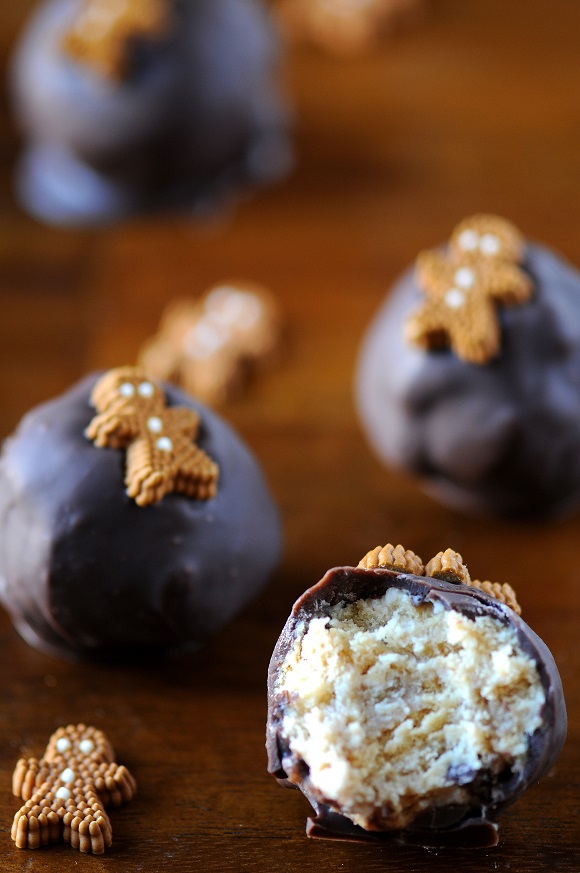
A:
274;0;421;56
139;281;282;406
12;724;136;854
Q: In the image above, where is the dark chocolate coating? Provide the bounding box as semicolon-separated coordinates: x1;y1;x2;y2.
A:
0;374;282;660
10;0;292;224
266;567;567;848
356;243;580;519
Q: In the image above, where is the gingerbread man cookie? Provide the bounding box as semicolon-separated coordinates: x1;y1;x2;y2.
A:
139;282;281;406
274;0;421;56
85;366;219;506
62;0;172;80
357;543;522;614
405;214;533;365
12;724;136;854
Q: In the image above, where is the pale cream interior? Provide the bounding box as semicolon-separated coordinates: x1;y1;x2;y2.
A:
278;588;545;830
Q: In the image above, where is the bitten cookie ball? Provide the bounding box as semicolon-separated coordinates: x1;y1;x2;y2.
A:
356;215;580;519
0;368;282;660
267;545;566;847
10;0;292;224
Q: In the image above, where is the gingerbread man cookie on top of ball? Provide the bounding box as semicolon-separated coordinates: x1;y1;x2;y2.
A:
86;366;219;506
61;0;173;81
406;215;533;364
12;724;135;854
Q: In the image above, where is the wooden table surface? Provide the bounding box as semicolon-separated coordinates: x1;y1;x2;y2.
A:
0;0;579;870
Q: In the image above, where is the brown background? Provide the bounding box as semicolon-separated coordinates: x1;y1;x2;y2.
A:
0;0;579;870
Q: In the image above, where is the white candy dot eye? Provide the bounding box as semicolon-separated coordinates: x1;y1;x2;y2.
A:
56;738;71;753
156;436;173;452
79;739;95;754
60;768;75;784
236;297;262;330
119;382;135;397
138;381;155;398
147;416;163;434
186;322;227;359
55;787;71;801
205;285;235;311
457;229;479;251
445;288;466;309
206;288;261;329
454;266;475;289
479;233;501;255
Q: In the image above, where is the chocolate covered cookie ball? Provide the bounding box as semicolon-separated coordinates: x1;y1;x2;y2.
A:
267;545;566;848
0;367;282;660
356;215;580;519
10;0;292;224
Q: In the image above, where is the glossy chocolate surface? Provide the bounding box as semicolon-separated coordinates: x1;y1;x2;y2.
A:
267;567;567;847
10;0;292;224
0;374;282;660
356;243;580;519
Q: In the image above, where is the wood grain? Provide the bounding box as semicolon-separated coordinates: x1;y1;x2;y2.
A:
0;0;579;870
